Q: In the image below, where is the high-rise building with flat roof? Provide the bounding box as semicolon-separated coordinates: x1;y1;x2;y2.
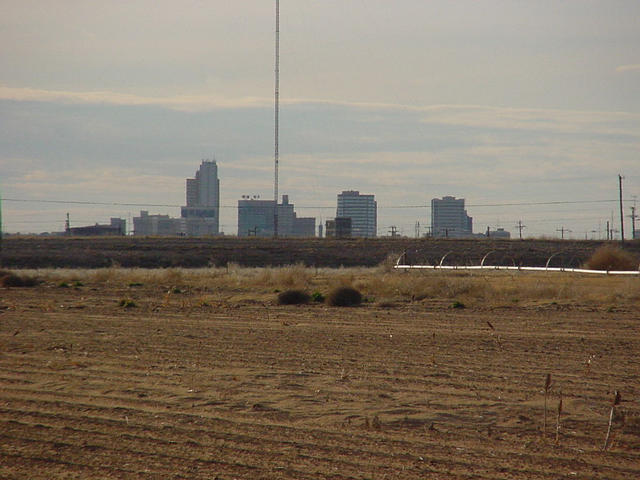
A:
431;196;473;238
181;160;220;235
336;191;377;237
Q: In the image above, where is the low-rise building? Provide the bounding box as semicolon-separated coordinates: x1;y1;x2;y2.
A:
325;217;352;238
237;194;315;237
133;211;181;236
68;218;126;236
487;227;511;239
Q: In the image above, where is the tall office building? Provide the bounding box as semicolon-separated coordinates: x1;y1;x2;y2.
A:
181;160;220;235
431;196;473;238
336;191;377;238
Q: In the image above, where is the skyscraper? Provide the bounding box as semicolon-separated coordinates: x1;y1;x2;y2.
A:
431;196;473;238
181;160;220;235
336;191;377;238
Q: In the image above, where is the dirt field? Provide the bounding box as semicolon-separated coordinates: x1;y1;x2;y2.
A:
1;268;639;479
3;236;640;268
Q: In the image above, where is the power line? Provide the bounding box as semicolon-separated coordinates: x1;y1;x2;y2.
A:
1;197;626;210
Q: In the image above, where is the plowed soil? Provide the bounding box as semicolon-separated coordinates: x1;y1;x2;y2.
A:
4;236;640;268
1;279;639;479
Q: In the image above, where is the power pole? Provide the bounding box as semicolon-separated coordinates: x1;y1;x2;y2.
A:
65;213;71;235
515;220;526;240
606;220;610;241
273;0;280;238
618;174;624;244
556;226;571;240
630;205;637;240
414;221;420;238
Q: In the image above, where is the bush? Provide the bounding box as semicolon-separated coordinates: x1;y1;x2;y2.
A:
327;286;362;307
277;289;311;305
0;270;39;288
311;291;325;303
118;298;137;308
585;246;638;271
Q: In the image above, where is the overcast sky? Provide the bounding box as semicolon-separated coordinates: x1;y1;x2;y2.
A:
2;0;639;238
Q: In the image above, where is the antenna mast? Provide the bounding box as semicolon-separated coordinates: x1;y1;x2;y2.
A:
273;0;280;237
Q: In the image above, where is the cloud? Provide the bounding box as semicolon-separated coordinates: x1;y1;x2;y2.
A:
616;64;640;73
2;92;639;236
0;85;272;111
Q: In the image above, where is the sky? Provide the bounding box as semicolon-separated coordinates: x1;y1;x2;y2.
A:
1;0;640;238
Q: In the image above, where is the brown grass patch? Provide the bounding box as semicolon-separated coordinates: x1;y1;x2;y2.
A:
584;246;638;271
18;266;640;307
0;270;39;287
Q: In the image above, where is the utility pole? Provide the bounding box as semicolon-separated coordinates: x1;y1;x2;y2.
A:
618;174;624;244
273;0;280;238
630;205;637;240
556;226;571;240
606;220;610;241
414;221;420;238
65;213;71;235
515;220;526;240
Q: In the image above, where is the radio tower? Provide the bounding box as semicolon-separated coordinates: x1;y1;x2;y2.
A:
273;0;280;237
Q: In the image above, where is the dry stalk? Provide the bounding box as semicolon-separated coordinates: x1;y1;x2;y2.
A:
555;392;563;444
486;321;503;350
543;373;552;438
603;390;621;451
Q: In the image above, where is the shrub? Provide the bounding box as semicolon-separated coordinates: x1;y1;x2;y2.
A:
311;291;325;303
327;286;362;307
118;298;137;308
585;246;638;271
277;289;311;305
451;300;466;309
0;270;39;288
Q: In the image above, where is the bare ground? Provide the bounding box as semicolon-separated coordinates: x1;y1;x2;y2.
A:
1;274;639;479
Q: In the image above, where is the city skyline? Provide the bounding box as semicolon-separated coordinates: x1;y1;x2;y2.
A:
1;1;639;238
2;158;639;239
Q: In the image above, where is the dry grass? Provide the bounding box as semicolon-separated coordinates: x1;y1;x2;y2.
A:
0;270;39;287
584;246;639;271
18;266;640;307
